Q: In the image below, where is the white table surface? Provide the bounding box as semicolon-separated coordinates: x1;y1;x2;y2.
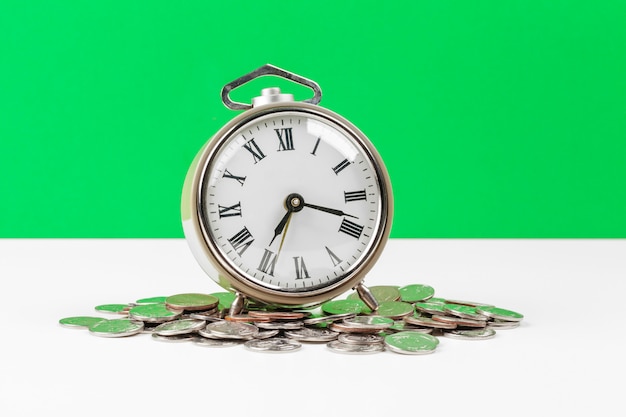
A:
1;238;624;416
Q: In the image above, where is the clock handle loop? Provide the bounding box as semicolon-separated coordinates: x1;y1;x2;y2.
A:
221;64;322;110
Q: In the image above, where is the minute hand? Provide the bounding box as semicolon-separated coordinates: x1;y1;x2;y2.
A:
302;202;358;219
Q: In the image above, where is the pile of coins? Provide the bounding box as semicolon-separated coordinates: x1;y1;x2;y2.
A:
59;284;524;355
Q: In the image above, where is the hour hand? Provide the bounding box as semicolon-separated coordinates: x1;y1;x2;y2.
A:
269;209;293;246
302;202;357;218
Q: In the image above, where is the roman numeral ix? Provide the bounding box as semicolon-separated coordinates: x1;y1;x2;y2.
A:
218;202;242;218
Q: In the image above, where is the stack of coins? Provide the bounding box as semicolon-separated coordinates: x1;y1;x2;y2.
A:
59;284;524;355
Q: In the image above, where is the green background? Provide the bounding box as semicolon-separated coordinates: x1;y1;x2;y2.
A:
2;1;625;238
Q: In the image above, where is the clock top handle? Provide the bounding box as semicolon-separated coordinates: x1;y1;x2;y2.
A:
221;64;323;111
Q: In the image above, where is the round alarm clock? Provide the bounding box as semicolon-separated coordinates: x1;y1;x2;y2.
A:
182;64;393;314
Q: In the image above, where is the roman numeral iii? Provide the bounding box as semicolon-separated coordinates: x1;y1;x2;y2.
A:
344;189;367;202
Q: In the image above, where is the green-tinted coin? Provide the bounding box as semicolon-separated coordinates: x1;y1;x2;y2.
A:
322;299;365;315
384;331;439;355
210;292;236;310
347;286;400;303
128;303;182;323
89;319;144;338
374;301;415;319
165;293;219;311
59;316;108;329
94;304;130;314
476;306;524;322
398;284;435;303
444;304;488;321
414;302;447;315
135;296;167;304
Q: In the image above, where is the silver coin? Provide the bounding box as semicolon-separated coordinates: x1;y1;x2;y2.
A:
151;333;196;343
343;315;394;330
443;328;497;340
388;321;434;334
248;311;307;320
204;321;259;339
197;327;223;339
187;308;219;320
89;319;144;338
404;315;457;329
431;315;487;328
284;328;339;342
244;337;302;353
254;329;281;339
327;340;385;354
59;316;107;329
255;320;304;330
153;319;206;336
487;320;521;330
303;312;356;325
330;321;384;334
193;337;242;348
338;333;384;345
476;306;524;322
128;303;182;323
384;331;439;355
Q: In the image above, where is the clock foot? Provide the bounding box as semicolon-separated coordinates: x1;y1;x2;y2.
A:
355;283;379;312
229;292;247;316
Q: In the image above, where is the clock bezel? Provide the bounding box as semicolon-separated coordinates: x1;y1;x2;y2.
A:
182;101;393;308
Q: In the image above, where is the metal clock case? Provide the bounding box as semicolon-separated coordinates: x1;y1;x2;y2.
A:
182;64;393;314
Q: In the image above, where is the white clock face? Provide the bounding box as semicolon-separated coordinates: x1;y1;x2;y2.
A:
198;110;384;294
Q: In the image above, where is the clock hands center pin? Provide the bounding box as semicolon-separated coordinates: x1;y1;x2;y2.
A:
269;193;359;247
269;193;304;246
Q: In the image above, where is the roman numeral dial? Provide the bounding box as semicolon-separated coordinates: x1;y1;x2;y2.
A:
200;111;385;295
